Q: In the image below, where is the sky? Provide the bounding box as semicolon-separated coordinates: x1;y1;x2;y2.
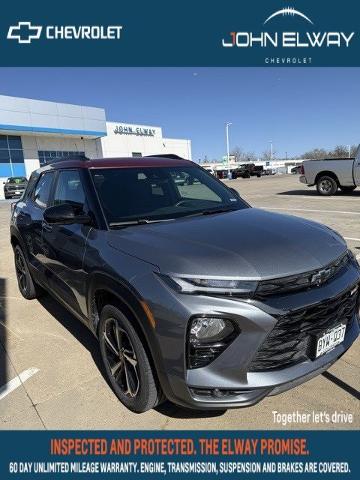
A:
0;67;359;161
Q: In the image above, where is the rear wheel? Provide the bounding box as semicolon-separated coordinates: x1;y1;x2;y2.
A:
14;245;42;299
340;186;356;194
99;304;162;413
316;176;337;196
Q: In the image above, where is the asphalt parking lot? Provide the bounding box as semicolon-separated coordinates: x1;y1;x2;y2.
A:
0;174;359;430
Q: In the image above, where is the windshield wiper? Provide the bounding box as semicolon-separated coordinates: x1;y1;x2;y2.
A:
201;207;238;216
109;218;174;228
181;207;238;218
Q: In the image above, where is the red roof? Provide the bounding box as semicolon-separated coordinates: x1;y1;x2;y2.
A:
42;156;193;171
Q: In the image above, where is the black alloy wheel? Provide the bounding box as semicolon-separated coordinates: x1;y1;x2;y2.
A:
99;305;162;412
103;317;140;398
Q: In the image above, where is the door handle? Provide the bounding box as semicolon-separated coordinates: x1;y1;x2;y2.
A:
42;221;53;233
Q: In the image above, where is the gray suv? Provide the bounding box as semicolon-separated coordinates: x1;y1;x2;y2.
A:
10;156;360;412
4;176;28;199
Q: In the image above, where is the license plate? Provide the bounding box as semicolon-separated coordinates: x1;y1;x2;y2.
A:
315;323;346;358
15;191;21;195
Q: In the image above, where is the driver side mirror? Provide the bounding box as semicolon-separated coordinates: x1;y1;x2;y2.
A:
44;203;91;225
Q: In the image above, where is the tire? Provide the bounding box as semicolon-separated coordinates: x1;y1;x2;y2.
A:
14;245;42;300
340;186;356;194
99;304;162;413
316;176;337;196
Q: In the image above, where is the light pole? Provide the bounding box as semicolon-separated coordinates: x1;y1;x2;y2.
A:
269;140;273;161
225;122;232;179
348;145;351;158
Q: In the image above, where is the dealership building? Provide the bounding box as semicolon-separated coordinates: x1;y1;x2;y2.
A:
0;94;192;195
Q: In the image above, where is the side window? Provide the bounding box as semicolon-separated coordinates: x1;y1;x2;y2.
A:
32;172;55;208
23;173;39;199
53;170;85;212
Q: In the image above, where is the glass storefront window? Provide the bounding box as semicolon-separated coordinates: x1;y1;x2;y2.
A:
38;150;86;166
0;134;25;177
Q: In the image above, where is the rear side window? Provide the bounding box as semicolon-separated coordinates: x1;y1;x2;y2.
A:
53;170;85;212
32;172;55;208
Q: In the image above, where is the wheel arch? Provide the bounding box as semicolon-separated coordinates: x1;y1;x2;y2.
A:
10;227;28;257
315;170;340;185
86;272;167;392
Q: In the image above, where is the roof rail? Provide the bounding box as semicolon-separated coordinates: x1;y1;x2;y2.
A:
48;154;90;165
145;154;184;159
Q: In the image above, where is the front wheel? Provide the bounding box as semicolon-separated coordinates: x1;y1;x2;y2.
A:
316;176;338;196
99;305;162;413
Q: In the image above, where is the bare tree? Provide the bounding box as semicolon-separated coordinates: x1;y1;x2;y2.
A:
230;146;244;162
350;145;358;157
231;146;258;163
261;149;276;162
301;145;359;160
301;148;328;160
330;145;350;158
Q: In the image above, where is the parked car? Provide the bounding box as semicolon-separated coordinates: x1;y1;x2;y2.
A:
234;165;251;179
291;165;303;174
10;156;360;412
3;176;28;199
234;163;263;178
251;165;264;177
300;147;360;195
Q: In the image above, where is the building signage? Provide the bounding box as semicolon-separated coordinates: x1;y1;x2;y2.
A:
114;125;156;136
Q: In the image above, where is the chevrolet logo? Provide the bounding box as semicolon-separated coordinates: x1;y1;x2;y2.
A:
7;21;42;44
311;267;333;287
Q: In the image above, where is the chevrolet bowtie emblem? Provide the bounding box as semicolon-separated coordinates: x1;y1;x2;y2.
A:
311;267;333;287
7;21;42;44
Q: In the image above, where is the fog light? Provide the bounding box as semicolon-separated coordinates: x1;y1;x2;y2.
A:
188;317;238;369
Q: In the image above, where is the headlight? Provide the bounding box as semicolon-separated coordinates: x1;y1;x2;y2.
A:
161;275;258;296
191;317;233;341
188;317;238;368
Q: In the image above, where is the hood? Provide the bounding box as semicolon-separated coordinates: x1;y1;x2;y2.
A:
107;208;347;280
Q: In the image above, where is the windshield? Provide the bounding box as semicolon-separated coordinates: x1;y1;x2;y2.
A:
8;177;27;184
91;166;249;225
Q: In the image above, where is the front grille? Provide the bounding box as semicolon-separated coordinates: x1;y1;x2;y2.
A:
6;185;25;191
249;285;358;372
255;252;350;297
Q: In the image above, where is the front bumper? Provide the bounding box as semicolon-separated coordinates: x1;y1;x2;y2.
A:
133;263;360;410
185;318;358;409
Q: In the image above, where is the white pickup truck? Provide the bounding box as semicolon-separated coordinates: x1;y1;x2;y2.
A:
300;146;360;195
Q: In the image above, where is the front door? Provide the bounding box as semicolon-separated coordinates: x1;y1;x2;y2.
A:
18;171;55;277
41;169;90;317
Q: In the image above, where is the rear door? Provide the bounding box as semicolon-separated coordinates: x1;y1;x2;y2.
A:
41;169;91;317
